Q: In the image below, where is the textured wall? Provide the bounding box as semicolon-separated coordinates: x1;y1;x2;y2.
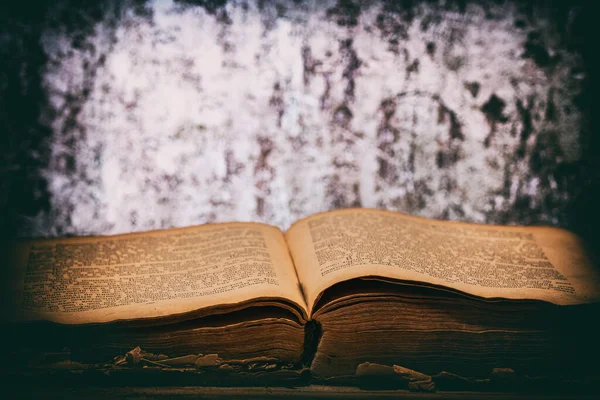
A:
0;0;596;241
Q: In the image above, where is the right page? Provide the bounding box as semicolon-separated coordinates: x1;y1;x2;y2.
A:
285;208;600;314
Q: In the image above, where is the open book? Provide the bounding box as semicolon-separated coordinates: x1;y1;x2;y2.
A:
3;208;600;378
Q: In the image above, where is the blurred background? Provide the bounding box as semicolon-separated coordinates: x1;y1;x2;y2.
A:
0;0;597;254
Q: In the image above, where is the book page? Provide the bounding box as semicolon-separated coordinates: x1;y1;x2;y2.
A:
286;209;600;313
3;223;307;324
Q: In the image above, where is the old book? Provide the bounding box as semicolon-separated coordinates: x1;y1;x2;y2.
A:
2;208;600;380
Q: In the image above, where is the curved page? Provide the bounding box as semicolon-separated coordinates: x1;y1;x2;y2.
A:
4;223;307;324
286;208;600;315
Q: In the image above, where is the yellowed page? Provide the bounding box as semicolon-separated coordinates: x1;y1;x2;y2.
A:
286;208;600;313
4;222;307;324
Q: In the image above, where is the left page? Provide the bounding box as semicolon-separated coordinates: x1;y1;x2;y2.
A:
2;222;307;325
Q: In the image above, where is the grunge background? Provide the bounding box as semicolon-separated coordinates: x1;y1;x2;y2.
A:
1;0;597;253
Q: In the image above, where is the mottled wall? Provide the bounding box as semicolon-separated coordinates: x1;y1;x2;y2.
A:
0;1;597;246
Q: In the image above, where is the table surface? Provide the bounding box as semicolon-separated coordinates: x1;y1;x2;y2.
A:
5;385;599;400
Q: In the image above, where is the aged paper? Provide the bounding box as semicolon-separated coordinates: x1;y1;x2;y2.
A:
6;223;307;324
286;208;600;313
